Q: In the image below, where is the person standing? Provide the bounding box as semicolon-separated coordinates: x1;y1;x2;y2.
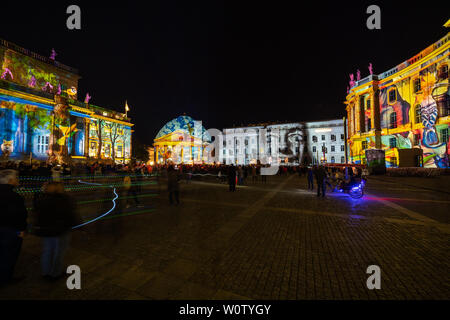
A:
167;165;180;205
0;170;27;286
260;165;267;184
227;165;237;192
251;165;257;183
307;166;314;190
33;182;80;281
314;165;326;197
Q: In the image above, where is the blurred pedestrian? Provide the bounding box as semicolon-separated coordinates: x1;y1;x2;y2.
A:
33;182;80;281
167;165;180;205
228;165;236;192
307;167;314;190
314;165;326;197
0;170;27;287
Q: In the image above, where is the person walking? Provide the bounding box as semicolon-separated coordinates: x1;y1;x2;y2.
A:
33;181;80;281
0;170;28;287
167;165;180;205
307;166;314;190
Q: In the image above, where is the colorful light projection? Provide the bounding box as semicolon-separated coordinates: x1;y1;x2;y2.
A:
154;115;211;164
0;46;79;98
346;33;449;168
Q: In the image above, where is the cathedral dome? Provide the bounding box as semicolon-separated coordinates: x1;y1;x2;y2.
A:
155;115;211;141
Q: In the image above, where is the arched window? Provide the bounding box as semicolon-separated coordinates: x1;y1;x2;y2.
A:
312;135;317;143
415;105;421;124
389;112;397;129
331;156;335;163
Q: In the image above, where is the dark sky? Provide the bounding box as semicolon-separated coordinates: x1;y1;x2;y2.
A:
1;1;448;144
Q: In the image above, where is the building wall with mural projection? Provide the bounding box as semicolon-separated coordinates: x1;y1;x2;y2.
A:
0;38;133;163
345;31;449;168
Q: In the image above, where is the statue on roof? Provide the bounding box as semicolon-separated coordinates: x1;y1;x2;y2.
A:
368;63;373;75
349;73;355;87
50;48;57;60
356;69;361;81
84;93;91;104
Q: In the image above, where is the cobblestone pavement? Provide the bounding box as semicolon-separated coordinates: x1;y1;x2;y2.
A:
0;174;449;299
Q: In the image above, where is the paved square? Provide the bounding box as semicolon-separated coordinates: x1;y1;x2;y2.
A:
0;174;449;299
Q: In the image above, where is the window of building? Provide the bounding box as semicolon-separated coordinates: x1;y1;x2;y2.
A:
312;146;316;152
438;64;448;80
389;137;397;148
441;128;449;143
331;145;335;152
362;141;368;150
341;156;345;163
37;135;49;154
312;136;317;143
388;89;397;104
223;149;226;155
331;134;336;141
321;135;325;141
223;140;226;147
367;119;372;131
341;134;344;140
341;145;345;152
366;99;371;110
331;156;335;163
389;112;397;129
415;105;422;124
116;145;123;158
413;78;421;93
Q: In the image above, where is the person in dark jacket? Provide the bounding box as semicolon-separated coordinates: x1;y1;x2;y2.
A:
314;165;327;197
167;165;180;205
227;165;237;192
307;167;314;190
0;169;27;286
34;181;80;280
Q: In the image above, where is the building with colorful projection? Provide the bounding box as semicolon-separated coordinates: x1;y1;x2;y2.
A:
345;30;449;168
153;115;211;164
0;38;133;163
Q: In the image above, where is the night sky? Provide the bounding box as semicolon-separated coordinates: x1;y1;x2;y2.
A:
1;1;448;145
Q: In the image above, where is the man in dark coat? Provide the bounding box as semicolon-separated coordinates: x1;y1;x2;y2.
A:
307;167;314;190
314;165;327;197
34;182;80;280
227;165;237;192
167;165;180;205
0;170;27;286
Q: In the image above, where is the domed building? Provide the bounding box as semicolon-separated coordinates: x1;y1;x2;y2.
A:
153;115;211;164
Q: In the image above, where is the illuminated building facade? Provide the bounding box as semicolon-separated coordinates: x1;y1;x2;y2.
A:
345;31;449;168
153;115;211;164
0;38;133;163
220;119;346;166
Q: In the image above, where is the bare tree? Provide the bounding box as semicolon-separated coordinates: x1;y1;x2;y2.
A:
103;121;121;161
90;119;104;159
